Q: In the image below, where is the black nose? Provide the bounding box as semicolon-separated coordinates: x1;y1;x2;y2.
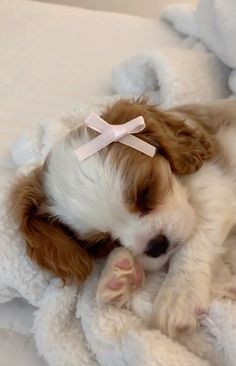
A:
145;234;169;258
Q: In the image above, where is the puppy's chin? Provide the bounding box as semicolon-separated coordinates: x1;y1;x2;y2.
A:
138;253;170;272
138;245;180;273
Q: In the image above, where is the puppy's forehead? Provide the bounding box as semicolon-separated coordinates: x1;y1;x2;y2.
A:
44;133;128;232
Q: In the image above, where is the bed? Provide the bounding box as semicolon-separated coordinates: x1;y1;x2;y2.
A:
0;1;188;365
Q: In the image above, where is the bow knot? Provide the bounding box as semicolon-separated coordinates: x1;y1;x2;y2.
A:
111;125;127;141
75;112;156;162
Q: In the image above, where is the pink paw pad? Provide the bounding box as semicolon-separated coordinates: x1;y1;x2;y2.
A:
111;257;144;290
97;250;145;308
112;256;144;289
115;258;132;270
107;279;123;290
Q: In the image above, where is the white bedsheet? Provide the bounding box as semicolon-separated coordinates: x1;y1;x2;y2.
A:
0;1;187;365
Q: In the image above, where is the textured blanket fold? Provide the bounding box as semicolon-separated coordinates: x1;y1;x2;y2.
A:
112;47;230;107
161;0;236;95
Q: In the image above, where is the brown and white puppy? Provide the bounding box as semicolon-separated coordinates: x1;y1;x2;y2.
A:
10;98;236;338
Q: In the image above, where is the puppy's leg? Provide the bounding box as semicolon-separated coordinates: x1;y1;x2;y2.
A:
152;228;231;337
152;172;235;338
96;248;144;308
153;255;211;338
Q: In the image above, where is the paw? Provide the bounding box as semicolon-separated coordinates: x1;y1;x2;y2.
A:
152;279;209;338
96;248;144;308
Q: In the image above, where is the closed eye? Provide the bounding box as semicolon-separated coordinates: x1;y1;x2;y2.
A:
135;184;156;216
139;207;154;217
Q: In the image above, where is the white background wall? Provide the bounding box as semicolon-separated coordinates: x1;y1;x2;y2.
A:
33;0;196;18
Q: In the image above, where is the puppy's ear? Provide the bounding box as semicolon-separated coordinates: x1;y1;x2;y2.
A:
102;98;215;175
10;168;93;284
142;103;215;175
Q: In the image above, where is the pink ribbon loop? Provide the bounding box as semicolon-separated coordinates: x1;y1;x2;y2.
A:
75;112;156;162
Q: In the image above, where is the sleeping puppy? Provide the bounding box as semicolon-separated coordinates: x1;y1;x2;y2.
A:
10;98;236;338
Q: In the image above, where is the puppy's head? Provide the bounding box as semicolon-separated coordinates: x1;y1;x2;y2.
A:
10;98;215;281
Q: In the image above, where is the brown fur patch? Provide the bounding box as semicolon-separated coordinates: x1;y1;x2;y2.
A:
9;168;93;284
112;148;172;215
101;98;216;175
80;231;120;257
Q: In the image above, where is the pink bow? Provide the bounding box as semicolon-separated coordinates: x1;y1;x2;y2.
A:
75;113;156;162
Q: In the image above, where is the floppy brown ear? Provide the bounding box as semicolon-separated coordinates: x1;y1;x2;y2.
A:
10;168;93;284
142;103;216;175
101;98;215;175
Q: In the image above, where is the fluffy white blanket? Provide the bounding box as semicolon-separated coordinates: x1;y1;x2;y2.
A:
112;46;231;107
2;5;236;362
161;0;236;96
